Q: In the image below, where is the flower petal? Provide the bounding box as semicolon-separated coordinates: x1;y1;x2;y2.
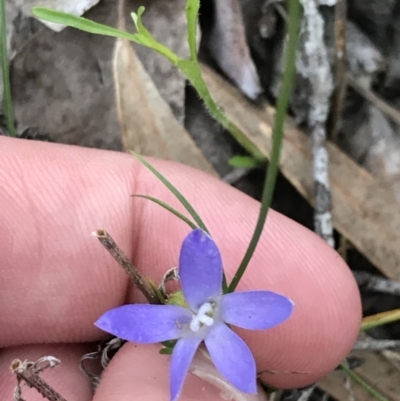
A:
205;323;257;394
179;229;223;310
220;290;294;330
95;304;192;343
170;336;202;401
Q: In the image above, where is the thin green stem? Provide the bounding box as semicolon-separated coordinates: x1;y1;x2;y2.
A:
178;59;266;161
132;152;209;233
134;195;198;230
0;0;16;137
341;362;390;401
228;0;301;292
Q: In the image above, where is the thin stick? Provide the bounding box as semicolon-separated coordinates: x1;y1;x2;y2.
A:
277;385;316;401
11;357;67;401
297;385;316;401
299;0;335;247
354;271;400;296
343;373;355;401
354;339;400;350
94;229;159;304
347;73;400;127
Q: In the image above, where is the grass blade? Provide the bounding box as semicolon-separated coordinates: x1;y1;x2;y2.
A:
361;309;400;331
33;8;140;41
341;361;390;401
132;152;209;233
134;195;198;230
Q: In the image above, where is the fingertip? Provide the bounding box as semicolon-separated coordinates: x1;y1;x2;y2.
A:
94;343;222;401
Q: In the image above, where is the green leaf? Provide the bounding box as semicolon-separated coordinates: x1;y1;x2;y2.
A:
134;195;198;230
229;156;263;168
185;0;200;61
130;8;179;64
165;290;188;308
32;7;179;64
131;7;152;39
33;7;139;41
160;347;173;355
160;338;177;354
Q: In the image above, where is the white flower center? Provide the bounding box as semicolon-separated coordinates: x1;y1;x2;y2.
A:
190;302;214;332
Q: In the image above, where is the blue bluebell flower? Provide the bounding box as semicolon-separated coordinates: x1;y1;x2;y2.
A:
95;229;294;401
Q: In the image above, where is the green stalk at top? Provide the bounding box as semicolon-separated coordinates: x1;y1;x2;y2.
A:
0;0;16;137
228;0;302;292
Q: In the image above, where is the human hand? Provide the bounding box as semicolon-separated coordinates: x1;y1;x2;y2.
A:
0;136;361;400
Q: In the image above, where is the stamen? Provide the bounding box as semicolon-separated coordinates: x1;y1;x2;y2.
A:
199;314;214;326
190;318;201;332
197;302;213;315
189;302;215;332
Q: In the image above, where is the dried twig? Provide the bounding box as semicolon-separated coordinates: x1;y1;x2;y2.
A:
329;0;347;142
353;271;400;296
298;0;335;247
11;357;67;401
93;229;159;304
209;0;262;100
279;385;316;401
80;337;125;391
347;73;400;127
382;350;400;363
354;339;400;351
295;2;337;400
158;267;180;298
343;373;355;401
320;392;330;401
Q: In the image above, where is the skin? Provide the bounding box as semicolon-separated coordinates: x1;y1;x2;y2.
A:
0;136;361;401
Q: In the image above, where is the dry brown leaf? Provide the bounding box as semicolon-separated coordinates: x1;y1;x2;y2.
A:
200;63;400;282
112;38;216;174
208;0;262;100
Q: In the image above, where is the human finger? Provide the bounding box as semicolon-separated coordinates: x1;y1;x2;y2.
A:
0;137;361;387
